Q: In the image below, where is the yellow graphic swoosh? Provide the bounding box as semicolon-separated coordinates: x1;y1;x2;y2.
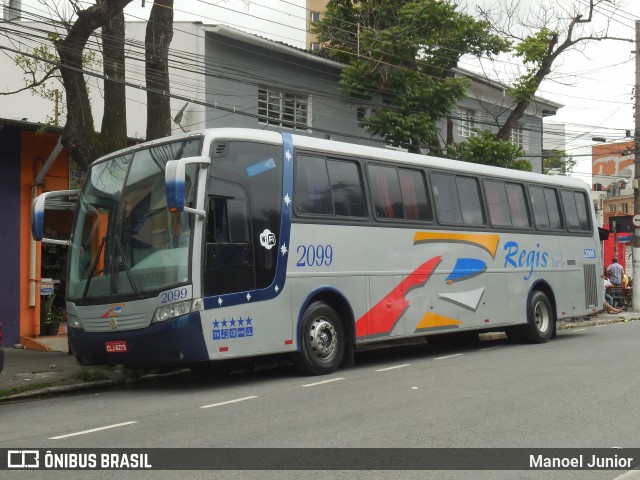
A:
413;232;500;258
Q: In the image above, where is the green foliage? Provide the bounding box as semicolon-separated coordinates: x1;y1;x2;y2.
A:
314;0;510;151
73;368;109;383
508;28;557;104
14;40;97;128
543;149;576;175
447;129;532;171
40;294;63;325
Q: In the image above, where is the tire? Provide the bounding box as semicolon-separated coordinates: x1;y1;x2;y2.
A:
521;290;554;343
293;301;345;375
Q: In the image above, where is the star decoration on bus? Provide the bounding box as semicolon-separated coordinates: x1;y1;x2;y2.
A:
217;297;223;306
285;150;292;162
222;319;228;327
281;244;288;256
213;320;220;328
284;194;291;206
246;292;252;301
275;285;279;293
238;318;244;326
230;319;236;326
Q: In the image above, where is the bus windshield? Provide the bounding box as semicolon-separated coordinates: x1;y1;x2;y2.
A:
66;138;203;302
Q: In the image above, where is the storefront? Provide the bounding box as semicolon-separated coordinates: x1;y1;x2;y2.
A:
0;119;74;347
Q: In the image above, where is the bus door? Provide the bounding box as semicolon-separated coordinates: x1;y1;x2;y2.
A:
203;141;283;299
204;180;254;296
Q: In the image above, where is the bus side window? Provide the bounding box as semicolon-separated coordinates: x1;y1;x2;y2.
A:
295;155;332;215
561;190;591;231
484;179;530;228
432;173;484;226
327;159;366;217
368;164;404;219
530;186;563;230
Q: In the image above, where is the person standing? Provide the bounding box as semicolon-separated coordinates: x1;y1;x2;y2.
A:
607;258;625;286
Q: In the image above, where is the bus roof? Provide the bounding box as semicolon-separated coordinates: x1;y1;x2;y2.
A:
94;128;589;191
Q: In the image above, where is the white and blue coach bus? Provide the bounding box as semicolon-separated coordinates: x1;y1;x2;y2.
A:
32;128;602;375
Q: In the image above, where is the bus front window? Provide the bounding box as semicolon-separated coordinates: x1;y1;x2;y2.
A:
66;138;202;302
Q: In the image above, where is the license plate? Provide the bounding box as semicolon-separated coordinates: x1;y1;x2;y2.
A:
105;340;127;353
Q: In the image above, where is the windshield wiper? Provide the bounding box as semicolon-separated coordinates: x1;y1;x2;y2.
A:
113;234;143;298
82;236;106;299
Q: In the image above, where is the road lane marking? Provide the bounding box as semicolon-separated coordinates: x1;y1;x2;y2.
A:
301;378;345;387
572;328;586;332
375;364;410;372
434;353;463;360
200;396;258;409
480;346;502;351
49;421;138;440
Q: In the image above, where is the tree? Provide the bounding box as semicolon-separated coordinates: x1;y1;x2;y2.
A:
447;129;532;171
145;0;174;140
313;0;509;153
476;0;633;141
53;0;133;170
542;149;576;175
2;0;175;169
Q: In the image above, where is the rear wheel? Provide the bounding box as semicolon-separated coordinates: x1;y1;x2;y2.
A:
521;290;554;343
293;302;344;375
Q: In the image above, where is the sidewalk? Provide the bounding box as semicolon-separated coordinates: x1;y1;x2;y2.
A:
1;310;638;401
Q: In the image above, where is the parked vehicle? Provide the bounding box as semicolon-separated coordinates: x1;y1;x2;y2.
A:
32;128;603;375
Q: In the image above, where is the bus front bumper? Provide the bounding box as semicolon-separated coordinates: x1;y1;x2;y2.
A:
68;312;209;368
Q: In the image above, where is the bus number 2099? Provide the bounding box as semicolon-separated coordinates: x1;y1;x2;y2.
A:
161;288;189;303
296;244;333;267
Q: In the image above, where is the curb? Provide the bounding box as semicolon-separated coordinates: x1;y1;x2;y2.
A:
0;370;189;403
2;315;637;402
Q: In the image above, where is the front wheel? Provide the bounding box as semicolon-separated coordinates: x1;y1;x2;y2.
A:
521;290;554;343
292;302;345;375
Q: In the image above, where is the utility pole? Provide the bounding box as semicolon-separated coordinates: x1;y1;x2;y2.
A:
632;20;640;311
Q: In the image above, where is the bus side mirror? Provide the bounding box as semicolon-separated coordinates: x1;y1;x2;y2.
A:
31;190;79;244
165;156;210;217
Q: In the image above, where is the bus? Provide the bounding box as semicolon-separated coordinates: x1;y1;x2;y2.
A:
32;128;602;375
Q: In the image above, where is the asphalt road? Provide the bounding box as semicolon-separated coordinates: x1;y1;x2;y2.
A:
1;321;640;480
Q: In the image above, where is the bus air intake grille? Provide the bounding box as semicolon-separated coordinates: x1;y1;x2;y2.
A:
583;263;598;308
82;314;151;332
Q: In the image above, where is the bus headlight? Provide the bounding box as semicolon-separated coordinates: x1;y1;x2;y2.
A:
153;300;192;323
67;313;83;329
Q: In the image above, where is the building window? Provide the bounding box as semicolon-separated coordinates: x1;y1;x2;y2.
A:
622;203;629;214
356;106;372;121
458;108;476;137
310;11;321;22
609;204;617;213
511;124;525;149
258;88;310;131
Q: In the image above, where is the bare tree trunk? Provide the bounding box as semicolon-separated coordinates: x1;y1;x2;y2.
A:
145;0;174;141
54;0;133;170
101;8;128;151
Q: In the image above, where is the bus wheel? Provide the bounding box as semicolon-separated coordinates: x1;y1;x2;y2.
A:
522;291;554;343
293;302;344;375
